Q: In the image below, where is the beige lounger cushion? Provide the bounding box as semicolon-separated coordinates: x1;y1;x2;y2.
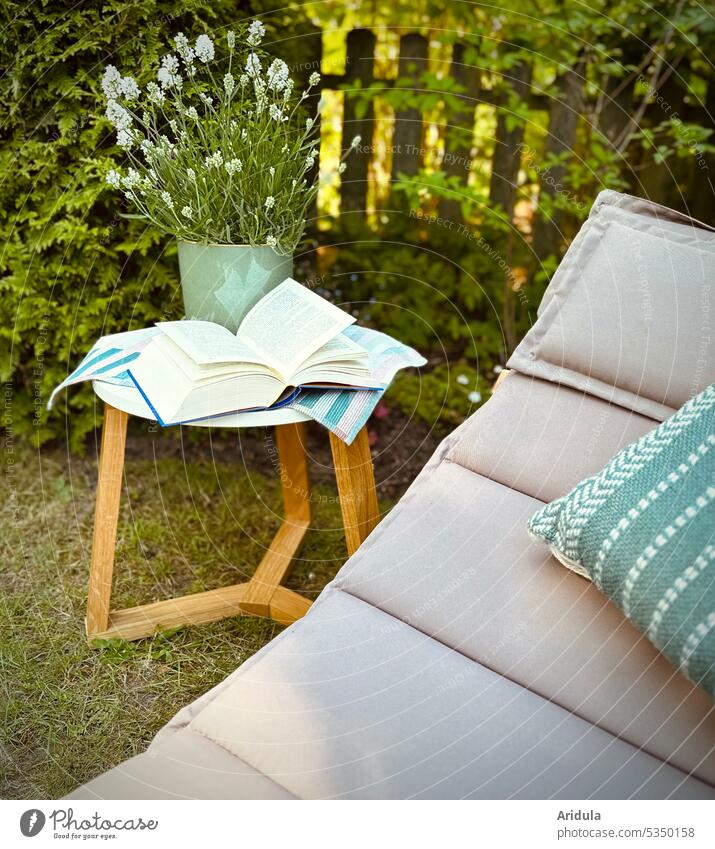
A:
336;444;715;784
68;727;294;799
186;587;712;799
508;191;715;421
448;371;657;503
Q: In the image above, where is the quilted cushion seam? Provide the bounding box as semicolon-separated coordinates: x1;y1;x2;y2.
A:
332;588;714;789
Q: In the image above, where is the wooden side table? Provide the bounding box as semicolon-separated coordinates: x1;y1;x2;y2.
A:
86;381;380;644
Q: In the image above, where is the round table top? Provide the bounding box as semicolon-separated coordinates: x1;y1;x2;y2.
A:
92;380;311;428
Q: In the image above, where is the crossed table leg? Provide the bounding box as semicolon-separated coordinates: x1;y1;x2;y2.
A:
85;404;379;643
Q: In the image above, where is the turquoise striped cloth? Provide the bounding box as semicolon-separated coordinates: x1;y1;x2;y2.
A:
286;325;425;443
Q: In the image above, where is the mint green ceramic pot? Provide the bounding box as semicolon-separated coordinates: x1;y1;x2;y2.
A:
177;241;293;333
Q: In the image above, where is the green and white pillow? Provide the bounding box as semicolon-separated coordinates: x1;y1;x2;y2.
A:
528;384;715;698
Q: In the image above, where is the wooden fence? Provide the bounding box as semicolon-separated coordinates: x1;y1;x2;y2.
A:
297;27;582;259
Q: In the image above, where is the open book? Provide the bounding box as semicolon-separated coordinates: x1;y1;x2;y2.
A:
128;278;382;425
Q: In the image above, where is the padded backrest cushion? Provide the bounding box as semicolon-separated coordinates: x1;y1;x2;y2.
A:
508;190;715;421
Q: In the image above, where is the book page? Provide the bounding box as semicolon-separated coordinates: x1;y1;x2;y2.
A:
157;321;264;365
237;278;356;379
302;332;366;366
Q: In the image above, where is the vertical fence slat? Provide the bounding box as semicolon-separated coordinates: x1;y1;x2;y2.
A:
488;57;532;220
439;42;480;222
532;62;584;259
390;33;429;181
487;52;532;357
340;28;377;214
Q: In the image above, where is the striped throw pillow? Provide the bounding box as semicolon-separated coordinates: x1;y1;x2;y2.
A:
528;384;715;698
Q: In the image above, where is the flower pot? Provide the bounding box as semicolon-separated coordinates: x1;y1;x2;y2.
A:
177;241;293;333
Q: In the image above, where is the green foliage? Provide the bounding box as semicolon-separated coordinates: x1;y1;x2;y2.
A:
324;213;523;377
388;363;491;432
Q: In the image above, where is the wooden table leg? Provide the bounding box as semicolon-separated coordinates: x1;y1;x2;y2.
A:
276;422;311;523
329;425;380;556
240;422;312;617
86;404;128;638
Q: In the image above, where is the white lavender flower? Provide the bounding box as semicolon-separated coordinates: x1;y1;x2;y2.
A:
122;168;141;189
195;34;215;63
146;81;165;105
157;68;180;91
116;77;138;102
269;166;275;177
351;134;361;148
185;106;199;120
305;153;315;169
105;169;122;188
281;143;289;153
187;168;196;181
338;162;346;174
266;235;277;248
158;134;176;153
204;151;223;168
181;205;193;218
223;72;235;95
101;66;122;98
161;190;175;209
158;54;182;88
245;53;261;79
456;374;469;385
105;100;132;131
241;128;248;140
199;92;213;107
227;30;235;49
174;32;195;66
247;20;265;47
308;71;320;87
268;104;284;122
264;196;275;210
225;158;242;175
239;74;248;87
267;59;289;92
162;54;179;73
305;116;314;130
117;129;134;149
468;391;482;404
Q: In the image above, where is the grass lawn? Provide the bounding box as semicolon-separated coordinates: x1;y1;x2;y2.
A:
1;425;391;799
